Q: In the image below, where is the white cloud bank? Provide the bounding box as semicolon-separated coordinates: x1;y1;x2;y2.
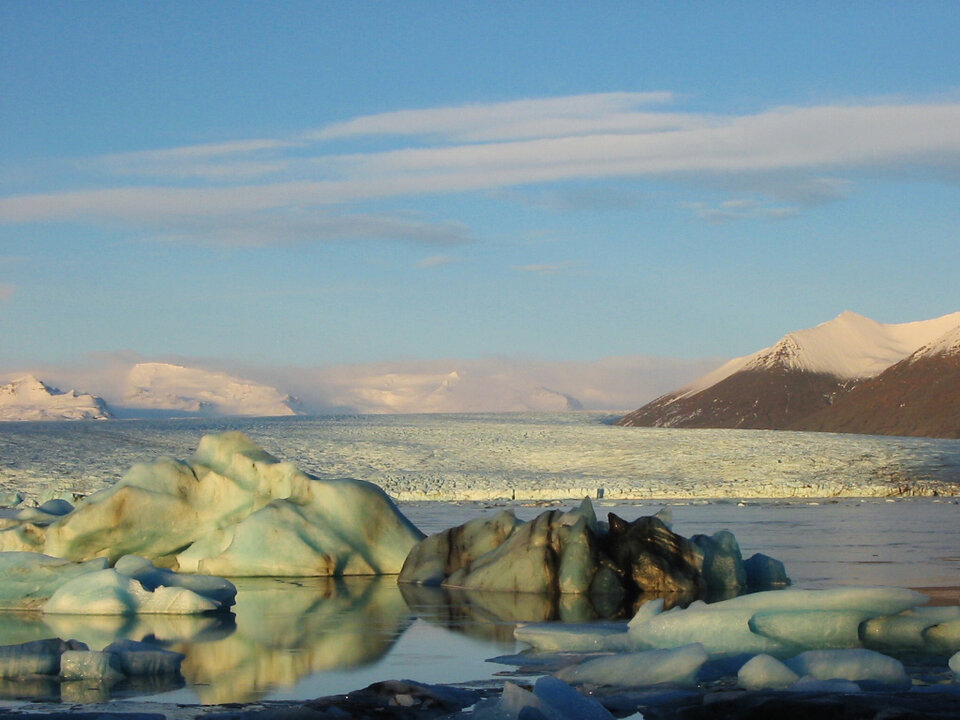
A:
2;93;959;243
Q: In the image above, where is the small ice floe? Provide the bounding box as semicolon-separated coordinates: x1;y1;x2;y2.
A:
0;636;184;696
860;605;960;651
949;650;959;679
0;432;424;577
737;653;800;690
785;649;910;691
554;644;708;688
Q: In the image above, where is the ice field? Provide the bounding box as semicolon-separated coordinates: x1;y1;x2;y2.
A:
2;413;960;503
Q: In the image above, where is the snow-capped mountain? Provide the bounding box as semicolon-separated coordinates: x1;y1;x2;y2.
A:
797;323;960;439
121;363;301;417
617;311;960;437
318;368;583;414
0;375;111;421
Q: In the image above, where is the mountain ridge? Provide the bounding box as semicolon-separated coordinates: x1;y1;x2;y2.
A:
618;311;960;438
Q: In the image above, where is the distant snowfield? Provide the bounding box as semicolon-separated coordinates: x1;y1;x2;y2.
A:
1;414;958;504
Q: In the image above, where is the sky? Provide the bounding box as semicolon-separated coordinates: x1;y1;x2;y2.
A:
2;2;960;394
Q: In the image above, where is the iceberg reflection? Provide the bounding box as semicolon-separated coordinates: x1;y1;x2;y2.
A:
175;576;411;704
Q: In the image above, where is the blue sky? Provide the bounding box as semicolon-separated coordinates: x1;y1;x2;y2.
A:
3;1;960;372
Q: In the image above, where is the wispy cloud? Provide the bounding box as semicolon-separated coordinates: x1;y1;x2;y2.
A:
3;94;960;240
417;254;458;268
308;92;681;142
512;262;572;276
681;198;800;223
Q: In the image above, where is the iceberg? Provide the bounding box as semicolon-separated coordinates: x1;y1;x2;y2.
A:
554;643;708;688
401;501;786;606
0;432;423;576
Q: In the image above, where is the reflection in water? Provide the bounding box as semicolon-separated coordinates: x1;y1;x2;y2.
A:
0;575;747;704
176;576;412;704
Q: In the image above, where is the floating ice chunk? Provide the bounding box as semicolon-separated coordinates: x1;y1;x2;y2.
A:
628;602;792;655
924;619;960;652
950;650;959;679
554;644;708;688
695;587;927;615
785;649;910;691
749;610;867;649
0;552;109;610
532;676;616;720
628;587;926;656
103;639;184;676
114;554;236;607
473;678;616;720
860;606;960;650
43;568;222;615
0;638;88;677
59;650;125;682
514;622;631;653
743;553;790;589
737;653;800;690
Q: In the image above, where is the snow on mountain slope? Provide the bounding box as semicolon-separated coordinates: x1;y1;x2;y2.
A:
678;310;960;399
908;323;960;360
0;376;110;421
122;363;300;417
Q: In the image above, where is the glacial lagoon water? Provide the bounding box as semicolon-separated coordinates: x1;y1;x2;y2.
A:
0;413;959;703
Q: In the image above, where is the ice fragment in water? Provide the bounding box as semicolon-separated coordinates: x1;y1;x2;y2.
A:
0;638;88;677
554;644;708;688
737;653;800;690
949;650;960;679
860;605;960;650
43;568;223;615
748;609;867;649
514;622;631;653
924;619;960;652
785;649;910;691
103;639;184;676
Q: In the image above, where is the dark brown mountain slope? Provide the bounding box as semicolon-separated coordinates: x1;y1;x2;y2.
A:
793;352;960;438
616;367;847;430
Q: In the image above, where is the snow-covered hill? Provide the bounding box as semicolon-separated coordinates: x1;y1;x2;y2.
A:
618;310;960;437
0;375;111;421
121;363;301;417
